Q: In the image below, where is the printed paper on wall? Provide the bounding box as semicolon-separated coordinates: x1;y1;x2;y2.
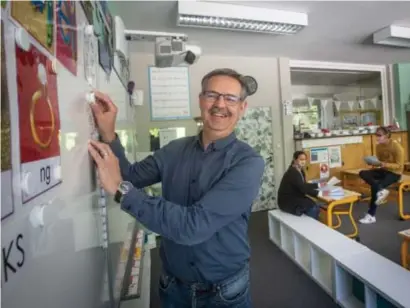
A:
94;7;111;74
56;0;77;76
320;163;330;179
310;147;329;164
11;0;55;54
15;42;62;203
1;20;14;220
328;146;342;168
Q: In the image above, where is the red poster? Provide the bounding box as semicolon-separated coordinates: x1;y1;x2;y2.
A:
16;43;62;203
56;0;77;75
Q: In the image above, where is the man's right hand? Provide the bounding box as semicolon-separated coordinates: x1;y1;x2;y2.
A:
90;91;118;143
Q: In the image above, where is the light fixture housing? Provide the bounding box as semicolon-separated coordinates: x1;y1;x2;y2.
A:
373;25;410;48
177;1;308;35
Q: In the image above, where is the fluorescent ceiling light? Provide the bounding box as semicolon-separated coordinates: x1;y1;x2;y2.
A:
373;25;410;48
177;1;308;35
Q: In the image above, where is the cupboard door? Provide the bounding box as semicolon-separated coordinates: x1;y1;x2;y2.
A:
401;132;409;162
391;132;403;144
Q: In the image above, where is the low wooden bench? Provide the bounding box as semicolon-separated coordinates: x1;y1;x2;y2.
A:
313;189;361;240
341;169;410;220
399;229;410;270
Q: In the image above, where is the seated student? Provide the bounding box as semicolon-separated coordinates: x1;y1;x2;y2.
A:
277;151;324;219
359;126;404;224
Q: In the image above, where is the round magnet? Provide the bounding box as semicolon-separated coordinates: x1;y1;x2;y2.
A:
85;25;94;36
21;172;31;194
86;92;95;104
53;165;62;181
29;205;45;228
15;27;31;51
37;63;47;85
46;59;57;75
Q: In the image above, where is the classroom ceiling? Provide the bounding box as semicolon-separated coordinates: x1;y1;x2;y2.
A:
290;69;381;86
113;1;410;64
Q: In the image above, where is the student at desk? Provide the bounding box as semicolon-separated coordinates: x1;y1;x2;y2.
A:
278;151;325;219
359;126;404;224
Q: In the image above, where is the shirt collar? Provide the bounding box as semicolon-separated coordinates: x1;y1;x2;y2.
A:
196;131;237;151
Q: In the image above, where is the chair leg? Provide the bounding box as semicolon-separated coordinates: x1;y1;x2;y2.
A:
398;183;410;221
333;214;342;229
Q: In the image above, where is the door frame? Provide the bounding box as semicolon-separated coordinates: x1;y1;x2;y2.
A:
289;60;391;125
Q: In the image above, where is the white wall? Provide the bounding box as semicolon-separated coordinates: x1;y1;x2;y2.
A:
1;2;135;307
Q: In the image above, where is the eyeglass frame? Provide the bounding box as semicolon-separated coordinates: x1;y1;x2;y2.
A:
200;90;245;105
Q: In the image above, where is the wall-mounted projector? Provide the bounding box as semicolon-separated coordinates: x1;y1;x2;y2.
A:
154;37;201;68
124;29;201;68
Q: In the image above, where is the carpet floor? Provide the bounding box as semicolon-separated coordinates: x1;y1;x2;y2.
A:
149;196;410;308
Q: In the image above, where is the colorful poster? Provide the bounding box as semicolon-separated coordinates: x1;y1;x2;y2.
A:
80;1;94;25
99;0;112;30
99;23;112;74
11;1;55;54
1;20;14;220
92;5;111;74
93;3;103;37
310;147;329;164
16;43;62;203
320;163;330;179
56;0;77;76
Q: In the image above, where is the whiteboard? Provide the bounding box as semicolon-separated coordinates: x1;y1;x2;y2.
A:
1;2;135;307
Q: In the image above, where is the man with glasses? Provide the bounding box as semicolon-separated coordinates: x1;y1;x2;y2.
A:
359;126;404;224
87;68;264;307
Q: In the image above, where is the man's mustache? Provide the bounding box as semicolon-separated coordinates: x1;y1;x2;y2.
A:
209;106;231;117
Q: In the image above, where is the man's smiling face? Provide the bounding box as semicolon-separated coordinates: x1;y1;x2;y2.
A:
199;75;247;135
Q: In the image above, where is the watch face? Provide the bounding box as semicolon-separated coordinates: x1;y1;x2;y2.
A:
242;75;258;96
119;181;132;194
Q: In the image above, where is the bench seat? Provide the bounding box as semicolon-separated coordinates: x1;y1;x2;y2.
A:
268;209;410;308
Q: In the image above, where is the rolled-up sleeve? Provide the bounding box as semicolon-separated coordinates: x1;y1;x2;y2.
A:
120;155;265;246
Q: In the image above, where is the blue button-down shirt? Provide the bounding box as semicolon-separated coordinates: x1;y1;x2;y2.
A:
109;132;265;283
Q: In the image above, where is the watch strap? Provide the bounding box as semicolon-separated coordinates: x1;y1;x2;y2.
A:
114;189;122;203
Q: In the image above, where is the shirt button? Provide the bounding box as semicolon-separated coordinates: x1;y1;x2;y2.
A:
189;262;195;266
137;210;144;218
191;179;196;183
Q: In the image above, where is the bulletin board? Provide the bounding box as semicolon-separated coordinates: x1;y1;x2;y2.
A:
1;2;134;308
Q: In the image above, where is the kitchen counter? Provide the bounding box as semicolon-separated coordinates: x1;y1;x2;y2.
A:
294;129;407;141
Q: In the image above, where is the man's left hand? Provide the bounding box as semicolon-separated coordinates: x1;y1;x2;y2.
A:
88;139;123;195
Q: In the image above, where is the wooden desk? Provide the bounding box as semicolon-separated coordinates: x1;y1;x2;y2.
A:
315;189;361;240
405;162;410;173
399;229;410;270
341;169;410;220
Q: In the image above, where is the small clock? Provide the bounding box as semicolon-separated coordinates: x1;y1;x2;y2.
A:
242;75;258;96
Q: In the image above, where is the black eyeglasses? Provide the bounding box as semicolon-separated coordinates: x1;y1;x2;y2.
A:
201;91;242;105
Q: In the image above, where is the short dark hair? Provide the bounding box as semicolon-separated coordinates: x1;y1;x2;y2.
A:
292;151;306;163
376;126;391;137
201;68;248;100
